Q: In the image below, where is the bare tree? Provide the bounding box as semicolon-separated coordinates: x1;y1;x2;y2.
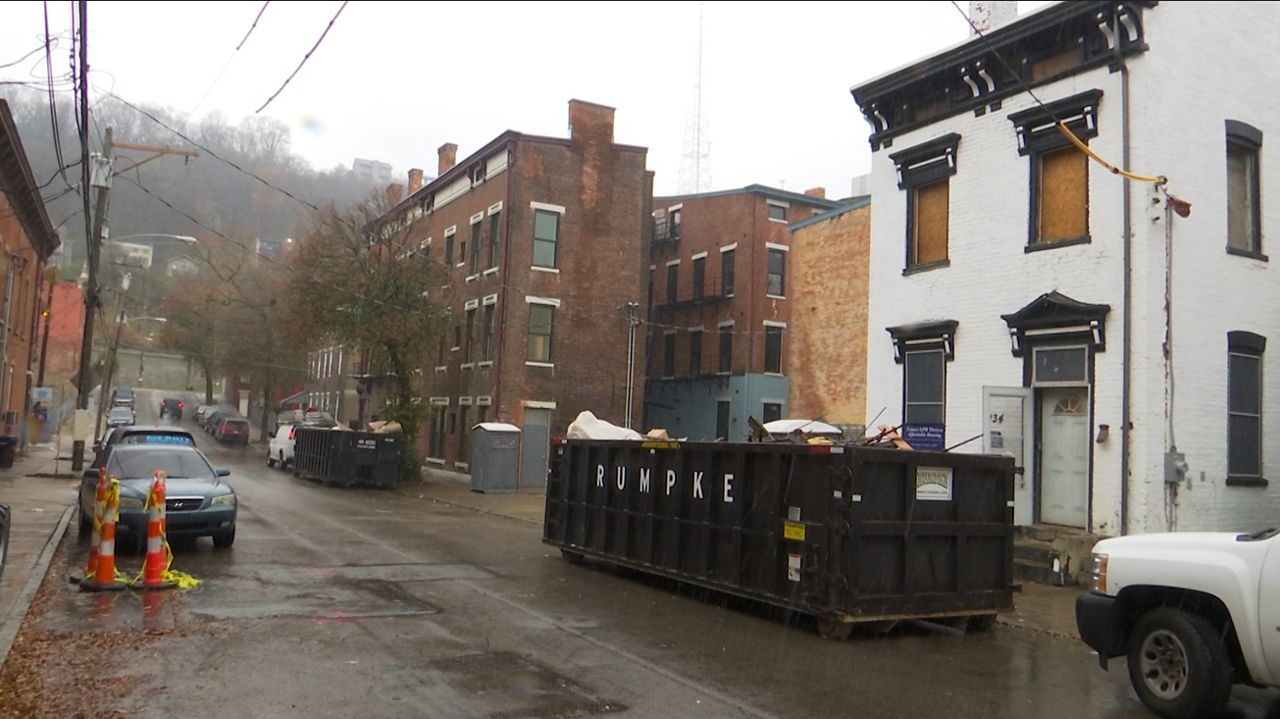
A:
288;196;445;478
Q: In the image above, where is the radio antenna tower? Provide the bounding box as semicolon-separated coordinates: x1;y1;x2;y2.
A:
678;5;710;194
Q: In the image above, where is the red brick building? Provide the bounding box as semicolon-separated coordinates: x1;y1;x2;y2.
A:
645;186;838;440
0;100;61;442
39;281;86;377
380;100;652;478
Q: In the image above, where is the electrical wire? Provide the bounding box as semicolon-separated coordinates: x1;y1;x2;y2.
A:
189;1;270;116
255;1;347;113
102;90;326;215
43;1;71;191
947;0;1166;186
237;1;271;50
0;43;47;70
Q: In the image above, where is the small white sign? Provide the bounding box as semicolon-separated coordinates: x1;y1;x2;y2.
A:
73;409;92;441
787;553;802;582
30;387;52;403
916;466;954;501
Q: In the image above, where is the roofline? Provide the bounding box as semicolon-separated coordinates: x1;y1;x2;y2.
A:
654;184;841;209
787;195;871;232
386;130;649;220
0;100;59;260
849;1;1067;95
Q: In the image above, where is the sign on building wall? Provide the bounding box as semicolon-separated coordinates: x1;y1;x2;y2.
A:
903;423;945;451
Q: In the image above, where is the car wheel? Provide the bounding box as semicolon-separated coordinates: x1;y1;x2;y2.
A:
78;507;92;536
267;453;276;468
213;527;235;549
1127;608;1232;719
279;451;286;470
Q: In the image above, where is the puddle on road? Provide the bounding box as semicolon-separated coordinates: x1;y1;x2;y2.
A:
41;562;494;628
426;651;626;718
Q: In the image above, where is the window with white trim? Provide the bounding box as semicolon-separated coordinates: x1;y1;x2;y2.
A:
528;304;554;362
533;210;559;268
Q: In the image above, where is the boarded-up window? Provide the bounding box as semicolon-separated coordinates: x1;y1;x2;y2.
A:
891;133;960;271
1035;145;1088;245
911;179;949;265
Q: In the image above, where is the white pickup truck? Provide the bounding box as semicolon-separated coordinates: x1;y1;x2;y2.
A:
1076;528;1280;718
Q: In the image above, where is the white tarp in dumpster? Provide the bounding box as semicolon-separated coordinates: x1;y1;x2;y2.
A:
763;419;842;437
566;411;644;440
474;422;520;433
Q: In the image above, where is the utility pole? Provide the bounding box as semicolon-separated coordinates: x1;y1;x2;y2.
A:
624;301;640;429
93;271;131;442
71;126;111;471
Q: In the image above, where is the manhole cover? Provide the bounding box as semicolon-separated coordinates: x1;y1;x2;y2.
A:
428;651;624;718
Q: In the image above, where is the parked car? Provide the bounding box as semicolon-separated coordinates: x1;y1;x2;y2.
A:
268;424;297;469
1077;528;1280;718
216;418;250;446
77;444;236;548
110;387;135;408
159;397;185;420
193;404;213;425
106;406;136;428
204;410;230;434
92;425;198;469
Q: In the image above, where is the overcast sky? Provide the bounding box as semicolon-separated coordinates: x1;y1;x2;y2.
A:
2;0;1051;199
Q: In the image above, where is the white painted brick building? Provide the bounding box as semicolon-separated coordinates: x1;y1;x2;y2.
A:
852;1;1280;536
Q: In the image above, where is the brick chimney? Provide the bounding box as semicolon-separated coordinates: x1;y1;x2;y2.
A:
438;143;458;175
386;183;403;206
568;99;615;146
804;187;826;199
407;168;424;195
969;0;1016;34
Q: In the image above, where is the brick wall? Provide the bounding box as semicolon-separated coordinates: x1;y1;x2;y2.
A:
788;202;870;425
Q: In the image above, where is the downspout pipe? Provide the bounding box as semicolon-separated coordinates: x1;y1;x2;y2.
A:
1119;49;1133;535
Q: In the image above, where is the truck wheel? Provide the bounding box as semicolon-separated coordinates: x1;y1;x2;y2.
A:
560;549;585;565
1127;608;1232;719
816;618;854;641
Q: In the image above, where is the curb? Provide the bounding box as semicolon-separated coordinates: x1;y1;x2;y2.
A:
403;483;544;528
0;505;72;669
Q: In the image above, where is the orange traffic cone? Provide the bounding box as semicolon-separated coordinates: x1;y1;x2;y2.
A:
136;471;175;590
80;478;126;592
71;469;108;584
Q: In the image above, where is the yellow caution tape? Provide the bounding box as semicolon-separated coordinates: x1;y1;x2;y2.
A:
1057;123;1166;185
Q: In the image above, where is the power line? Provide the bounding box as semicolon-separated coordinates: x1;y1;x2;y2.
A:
0;43;47;70
102;90;327;215
189;1;271;116
255;0;348;113
946;0;1164;186
43;1;72;192
237;1;271;50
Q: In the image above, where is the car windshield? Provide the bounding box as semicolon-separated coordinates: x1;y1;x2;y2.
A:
107;449;215;481
109;408;133;420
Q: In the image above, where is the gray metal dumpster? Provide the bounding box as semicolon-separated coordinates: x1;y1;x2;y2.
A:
470;423;521;493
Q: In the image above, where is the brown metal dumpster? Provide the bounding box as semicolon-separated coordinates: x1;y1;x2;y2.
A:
542;439;1015;638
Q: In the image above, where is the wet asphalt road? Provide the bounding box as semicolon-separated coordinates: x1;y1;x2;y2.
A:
38;390;1280;718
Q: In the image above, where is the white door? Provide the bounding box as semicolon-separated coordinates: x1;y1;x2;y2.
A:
1039;387;1088;527
1259;535;1280;684
984;387;1033;526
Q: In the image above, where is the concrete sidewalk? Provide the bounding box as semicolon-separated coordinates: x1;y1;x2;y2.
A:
0;433;78;668
407;464;1082;640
